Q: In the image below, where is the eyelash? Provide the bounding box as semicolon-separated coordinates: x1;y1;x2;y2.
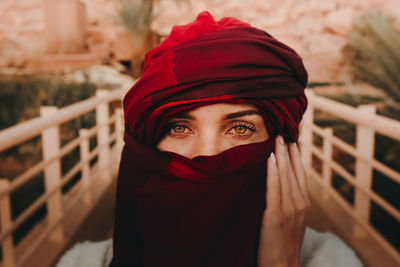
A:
166;122;192;137
166;121;256;137
228;121;256;136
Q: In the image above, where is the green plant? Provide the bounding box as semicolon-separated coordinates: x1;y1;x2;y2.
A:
115;0;157;77
0;75;102;246
115;0;189;77
117;0;154;41
344;11;400;106
0;75;97;130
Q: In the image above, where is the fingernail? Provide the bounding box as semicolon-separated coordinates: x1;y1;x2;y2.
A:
269;152;276;164
278;135;284;145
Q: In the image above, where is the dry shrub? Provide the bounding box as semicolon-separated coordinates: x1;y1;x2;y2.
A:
344;11;400;106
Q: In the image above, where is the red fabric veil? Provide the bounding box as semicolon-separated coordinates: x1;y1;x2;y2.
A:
111;11;308;267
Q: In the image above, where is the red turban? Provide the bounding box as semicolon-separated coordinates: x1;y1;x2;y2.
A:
111;11;308;267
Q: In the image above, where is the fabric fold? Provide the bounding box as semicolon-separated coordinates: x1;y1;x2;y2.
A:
123;11;307;145
111;11;308;267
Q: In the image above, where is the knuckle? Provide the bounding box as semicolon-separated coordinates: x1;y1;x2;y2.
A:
295;201;306;211
273;214;285;226
268;209;281;219
282;205;295;220
264;211;285;227
295;202;308;215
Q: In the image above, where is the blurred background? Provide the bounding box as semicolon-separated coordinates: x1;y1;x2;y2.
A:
0;0;399;267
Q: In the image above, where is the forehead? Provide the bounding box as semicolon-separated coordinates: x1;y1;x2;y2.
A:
174;103;261;120
193;102;257;112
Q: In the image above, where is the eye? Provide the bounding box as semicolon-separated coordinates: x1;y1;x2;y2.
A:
171;125;187;134
233;125;248;134
227;122;256;136
166;123;193;137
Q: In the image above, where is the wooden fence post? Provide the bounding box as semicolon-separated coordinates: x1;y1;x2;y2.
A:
96;90;111;179
322;128;333;200
0;179;16;267
115;108;124;153
354;105;376;237
79;129;92;205
40;106;65;243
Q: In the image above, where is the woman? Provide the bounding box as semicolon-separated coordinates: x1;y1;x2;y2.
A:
57;11;362;267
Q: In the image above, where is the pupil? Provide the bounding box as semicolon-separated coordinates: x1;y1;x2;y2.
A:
174;126;184;133
235;126;246;134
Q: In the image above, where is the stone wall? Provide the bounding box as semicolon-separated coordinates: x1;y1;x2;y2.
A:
153;0;400;82
44;0;87;54
0;0;399;80
0;0;45;67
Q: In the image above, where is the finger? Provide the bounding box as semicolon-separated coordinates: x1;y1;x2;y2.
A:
286;158;305;211
275;135;294;214
289;142;310;206
266;152;281;214
280;142;305;218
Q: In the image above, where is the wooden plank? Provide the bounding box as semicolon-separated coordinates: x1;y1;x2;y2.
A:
41;106;64;243
18;146;121;267
307;171;400;267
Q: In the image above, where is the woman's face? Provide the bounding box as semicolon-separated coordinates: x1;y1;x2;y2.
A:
157;103;269;159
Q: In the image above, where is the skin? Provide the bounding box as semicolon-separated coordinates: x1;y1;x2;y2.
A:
157;103;310;267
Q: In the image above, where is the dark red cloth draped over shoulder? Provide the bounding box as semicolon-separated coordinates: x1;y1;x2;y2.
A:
110;11;308;267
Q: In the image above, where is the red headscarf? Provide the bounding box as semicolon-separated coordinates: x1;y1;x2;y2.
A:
111;11;308;267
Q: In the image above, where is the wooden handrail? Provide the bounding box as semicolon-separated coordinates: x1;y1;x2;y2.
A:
17;157;116;267
0;132;119;244
0;87;127;267
301;89;400;266
306;90;400;141
309;144;400;222
1;86;399;267
0;88;126;152
310;123;400;184
308;169;400;263
0;120;114;200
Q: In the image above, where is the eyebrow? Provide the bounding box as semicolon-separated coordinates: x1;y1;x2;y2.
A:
223;109;261;120
172;109;261;120
173;113;195;119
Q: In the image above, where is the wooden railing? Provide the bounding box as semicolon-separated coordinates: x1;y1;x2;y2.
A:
0;88;126;267
1;87;399;267
299;89;400;267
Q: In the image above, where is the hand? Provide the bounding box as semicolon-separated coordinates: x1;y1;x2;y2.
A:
257;136;310;267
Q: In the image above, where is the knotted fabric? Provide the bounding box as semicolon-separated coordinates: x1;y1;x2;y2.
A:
111;11;308;267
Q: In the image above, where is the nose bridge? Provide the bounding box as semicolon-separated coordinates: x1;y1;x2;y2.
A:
193;126;222;157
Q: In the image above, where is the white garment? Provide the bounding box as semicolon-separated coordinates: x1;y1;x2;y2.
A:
56;227;363;267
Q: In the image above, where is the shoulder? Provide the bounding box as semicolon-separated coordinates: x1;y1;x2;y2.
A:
56;239;113;267
301;227;363;267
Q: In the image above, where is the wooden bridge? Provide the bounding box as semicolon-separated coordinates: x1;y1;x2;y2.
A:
0;87;399;267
